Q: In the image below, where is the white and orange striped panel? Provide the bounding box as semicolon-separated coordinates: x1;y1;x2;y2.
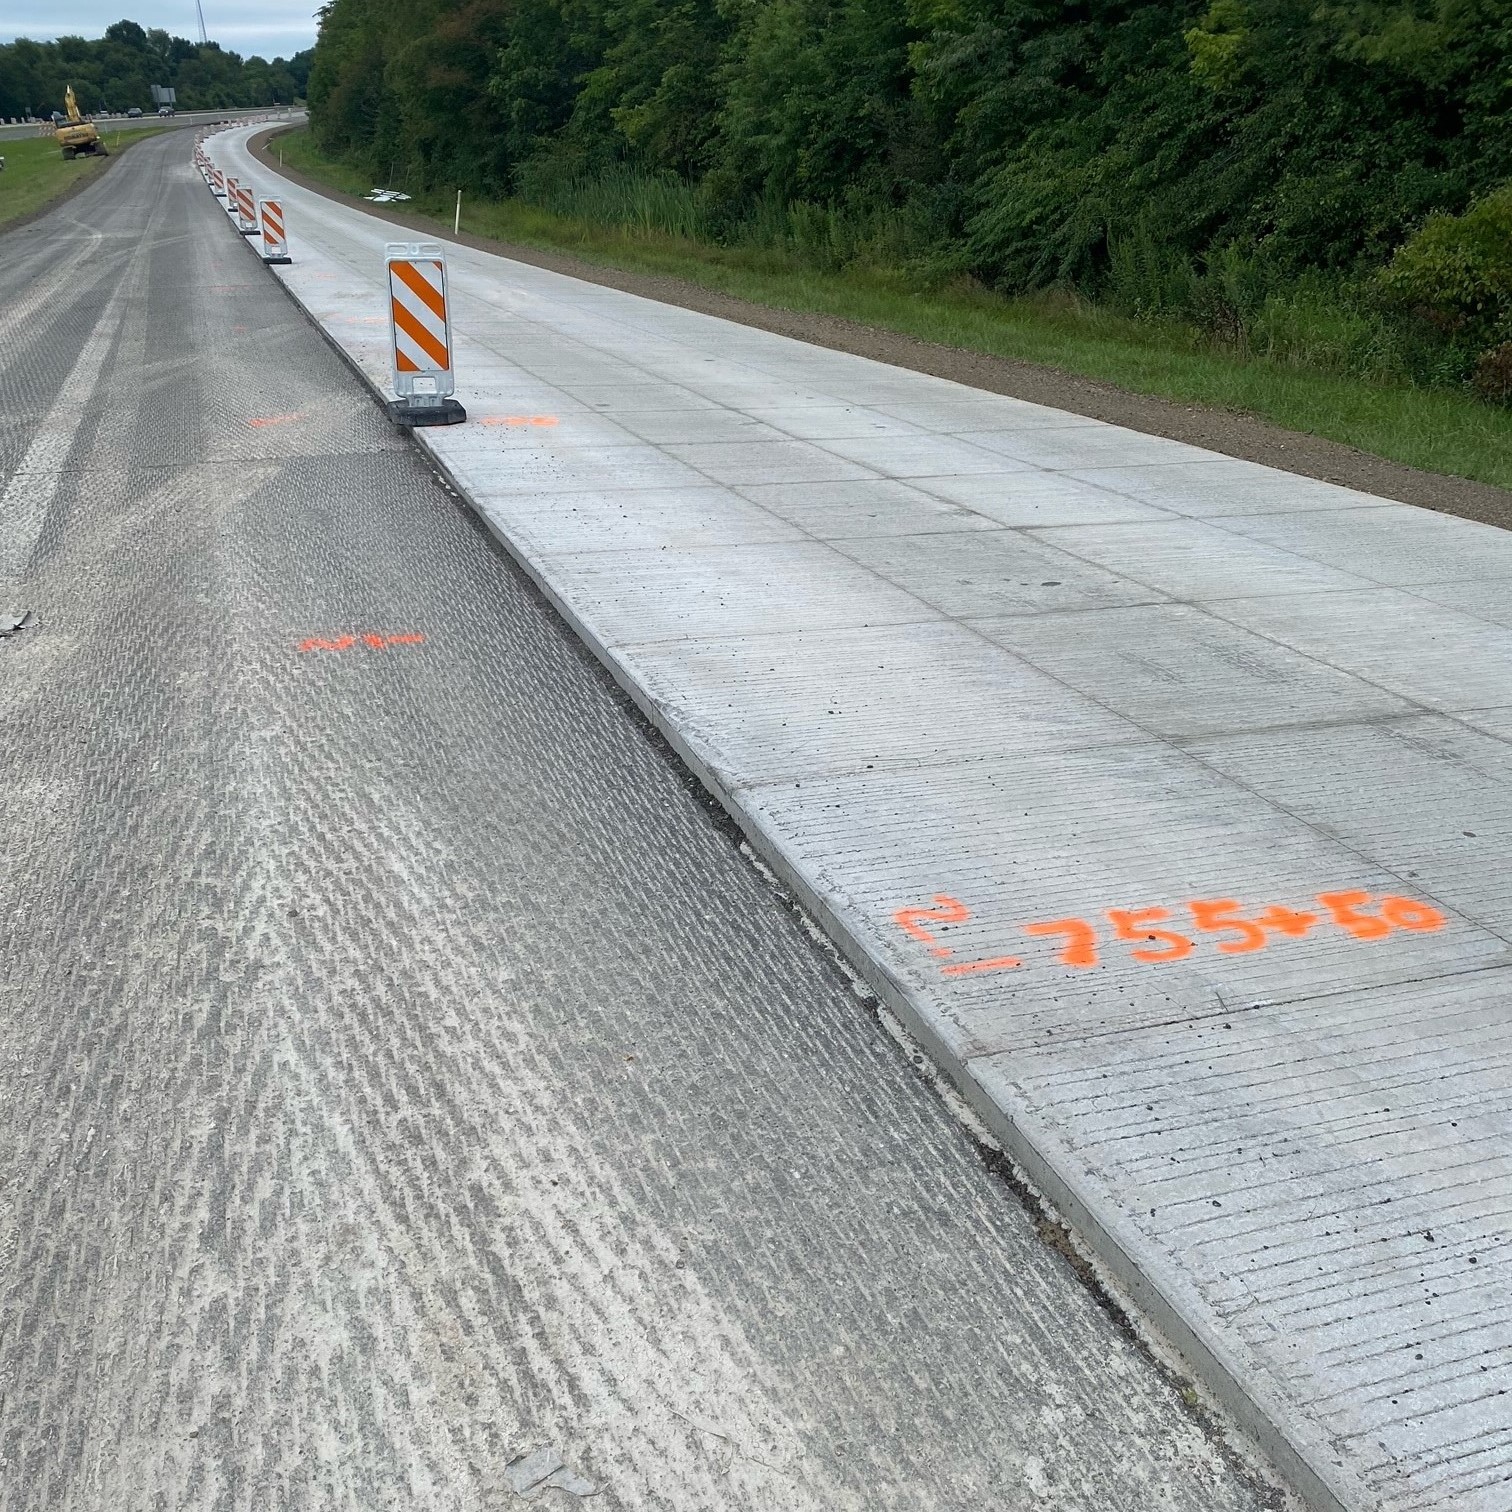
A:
210;166;225;196
236;185;256;228
385;244;456;397
260;199;289;260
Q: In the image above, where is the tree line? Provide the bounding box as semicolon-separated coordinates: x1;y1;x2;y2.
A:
306;0;1512;396
0;19;312;119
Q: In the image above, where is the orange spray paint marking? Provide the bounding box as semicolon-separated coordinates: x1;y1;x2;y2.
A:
899;886;1450;981
1188;898;1268;954
479;415;560;428
1254;904;1319;938
1316;890;1392;940
1023;918;1100;968
1107;907;1192;963
249;414;302;428
1379;895;1447;932
892;895;971;954
297;632;426;654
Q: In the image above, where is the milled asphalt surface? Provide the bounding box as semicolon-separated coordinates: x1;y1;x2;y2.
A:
208;122;1512;1512
0;122;1286;1512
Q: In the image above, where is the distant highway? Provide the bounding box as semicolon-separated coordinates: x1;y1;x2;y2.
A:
0;107;293;142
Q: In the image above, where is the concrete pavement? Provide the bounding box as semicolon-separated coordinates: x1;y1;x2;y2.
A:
0;119;1282;1512
211;122;1512;1512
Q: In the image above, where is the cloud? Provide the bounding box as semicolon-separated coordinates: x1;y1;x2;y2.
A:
1;4;319;60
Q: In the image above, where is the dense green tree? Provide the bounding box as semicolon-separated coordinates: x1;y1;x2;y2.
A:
0;19;313;118
296;0;1511;387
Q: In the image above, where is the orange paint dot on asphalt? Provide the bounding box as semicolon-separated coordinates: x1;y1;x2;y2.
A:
249;414;302;428
297;632;426;654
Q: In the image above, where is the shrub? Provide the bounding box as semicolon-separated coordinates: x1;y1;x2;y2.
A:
1473;343;1512;406
1380;185;1512;353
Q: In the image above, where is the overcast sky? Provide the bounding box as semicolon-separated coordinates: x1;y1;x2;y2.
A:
2;3;320;61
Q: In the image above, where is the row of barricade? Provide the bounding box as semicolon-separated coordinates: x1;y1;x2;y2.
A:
193;136;290;264
193;127;466;427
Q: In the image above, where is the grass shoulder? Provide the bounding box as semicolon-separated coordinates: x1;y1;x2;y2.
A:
275;129;1512;493
0;127;166;234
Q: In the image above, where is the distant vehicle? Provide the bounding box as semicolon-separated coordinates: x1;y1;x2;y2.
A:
127;107;143;118
55;86;107;160
157;105;174;117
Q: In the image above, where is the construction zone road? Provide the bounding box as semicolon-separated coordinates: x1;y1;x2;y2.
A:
222;118;1512;1512
0;106;1286;1512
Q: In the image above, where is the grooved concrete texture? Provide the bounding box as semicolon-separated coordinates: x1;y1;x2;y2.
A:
0;123;1282;1512
211;123;1512;1512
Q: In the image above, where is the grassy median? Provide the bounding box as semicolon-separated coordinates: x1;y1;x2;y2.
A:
276;127;1512;492
0;127;166;233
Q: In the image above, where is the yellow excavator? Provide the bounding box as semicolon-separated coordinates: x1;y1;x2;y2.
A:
53;86;107;160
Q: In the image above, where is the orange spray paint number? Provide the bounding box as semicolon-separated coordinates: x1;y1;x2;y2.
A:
892;889;1448;978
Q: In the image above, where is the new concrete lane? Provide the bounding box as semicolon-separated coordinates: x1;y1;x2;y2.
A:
211;123;1512;1512
0;121;1278;1512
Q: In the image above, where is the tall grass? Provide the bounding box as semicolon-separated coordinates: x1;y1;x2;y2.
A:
510;159;951;276
516;163;705;241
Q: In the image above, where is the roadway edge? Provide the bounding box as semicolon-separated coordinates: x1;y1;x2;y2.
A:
222;163;1369;1512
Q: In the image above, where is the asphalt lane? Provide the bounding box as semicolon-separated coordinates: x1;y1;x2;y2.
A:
0;131;1280;1511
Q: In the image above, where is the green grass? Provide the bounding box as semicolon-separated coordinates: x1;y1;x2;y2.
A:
276;128;1512;490
0;126;166;232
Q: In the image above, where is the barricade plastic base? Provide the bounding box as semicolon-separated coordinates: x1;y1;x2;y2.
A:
387;398;467;428
239;227;259;237
262;255;293;265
